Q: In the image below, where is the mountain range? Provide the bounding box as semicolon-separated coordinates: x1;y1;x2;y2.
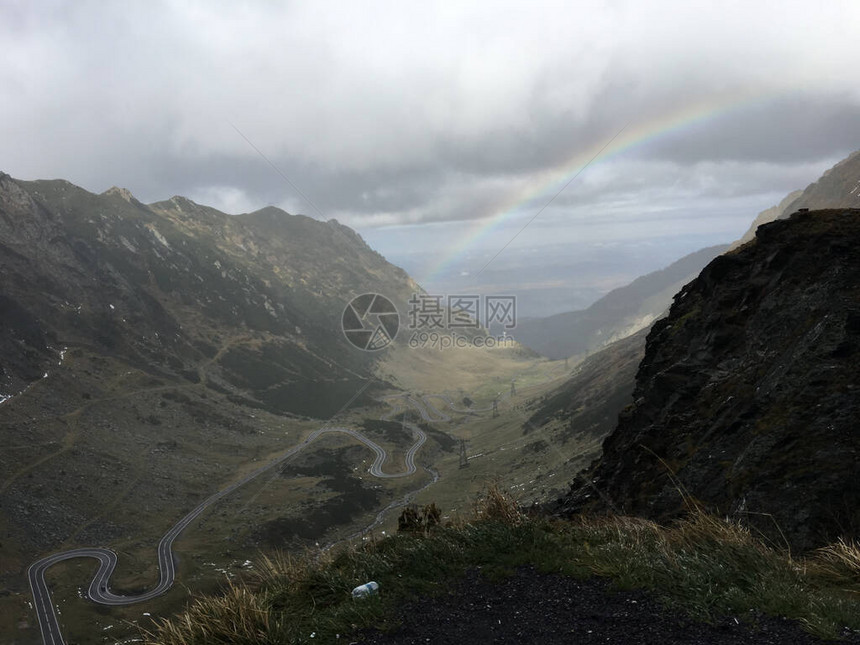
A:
4;146;860;643
0;174;423;417
516;149;860;367
514;245;728;359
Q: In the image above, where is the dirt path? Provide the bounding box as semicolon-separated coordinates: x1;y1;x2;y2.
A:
359;566;859;644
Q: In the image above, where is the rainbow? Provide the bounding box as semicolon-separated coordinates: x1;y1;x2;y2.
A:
421;90;768;284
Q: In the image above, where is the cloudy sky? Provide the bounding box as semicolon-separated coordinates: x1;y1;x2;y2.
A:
3;1;860;315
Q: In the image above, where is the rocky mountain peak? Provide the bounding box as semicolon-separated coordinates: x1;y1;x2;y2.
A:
730;148;860;251
102;185;138;203
783;149;860;213
160;194;206;214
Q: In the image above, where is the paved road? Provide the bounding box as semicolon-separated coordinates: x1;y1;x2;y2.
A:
27;397;443;645
378;393;453;423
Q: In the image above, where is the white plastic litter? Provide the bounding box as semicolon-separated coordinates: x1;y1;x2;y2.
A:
351;581;379;599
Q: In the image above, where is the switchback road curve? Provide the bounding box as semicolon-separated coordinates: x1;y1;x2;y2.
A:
27;397;443;645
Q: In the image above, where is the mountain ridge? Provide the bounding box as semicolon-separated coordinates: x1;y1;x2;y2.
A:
730;149;860;251
0;172;422;414
514;244;728;359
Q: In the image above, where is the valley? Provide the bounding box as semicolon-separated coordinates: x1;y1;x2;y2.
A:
5;341;591;645
4;147;860;644
0;173;603;644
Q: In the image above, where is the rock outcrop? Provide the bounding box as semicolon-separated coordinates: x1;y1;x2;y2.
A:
558;209;860;552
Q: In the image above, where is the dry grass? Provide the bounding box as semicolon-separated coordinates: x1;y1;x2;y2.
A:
144;581;279;645
811;538;860;582
473;483;524;525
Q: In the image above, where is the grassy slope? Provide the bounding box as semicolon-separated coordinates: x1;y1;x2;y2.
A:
376;341;562;398
0;344;324;642
374;343;590;519
145;489;860;644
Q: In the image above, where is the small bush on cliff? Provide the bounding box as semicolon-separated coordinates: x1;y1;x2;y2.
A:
397;503;442;535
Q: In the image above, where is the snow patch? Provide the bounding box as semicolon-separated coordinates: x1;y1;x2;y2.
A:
1;368;52;406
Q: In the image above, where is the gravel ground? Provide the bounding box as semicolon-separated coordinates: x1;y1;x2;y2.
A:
359;566;860;644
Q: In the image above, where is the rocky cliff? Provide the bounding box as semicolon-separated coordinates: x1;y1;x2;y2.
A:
557;209;860;552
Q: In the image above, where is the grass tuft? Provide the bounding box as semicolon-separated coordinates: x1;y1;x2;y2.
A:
814;538;860;580
473;483;523;525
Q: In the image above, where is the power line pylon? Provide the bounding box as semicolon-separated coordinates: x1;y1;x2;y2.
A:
459;439;470;469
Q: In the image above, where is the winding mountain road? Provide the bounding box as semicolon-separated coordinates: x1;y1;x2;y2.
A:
27;394;458;645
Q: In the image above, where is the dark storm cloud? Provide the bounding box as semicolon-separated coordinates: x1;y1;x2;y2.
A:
637;93;860;165
1;0;859;237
